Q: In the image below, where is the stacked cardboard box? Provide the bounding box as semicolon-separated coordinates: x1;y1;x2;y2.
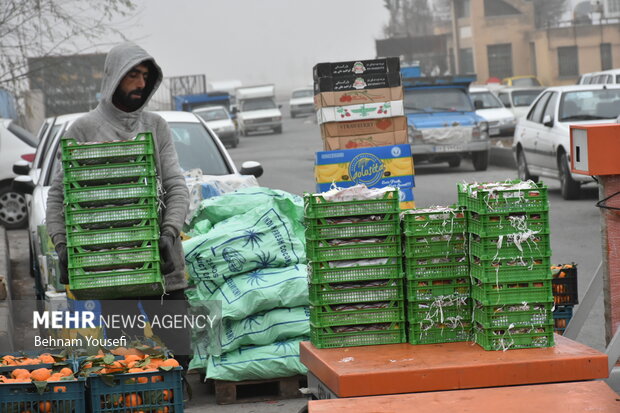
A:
61;133;162;300
458;180;555;351
402;207;471;344
304;188;406;349
313;57;407;151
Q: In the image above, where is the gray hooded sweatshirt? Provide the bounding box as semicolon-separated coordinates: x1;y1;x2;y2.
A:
46;42;189;292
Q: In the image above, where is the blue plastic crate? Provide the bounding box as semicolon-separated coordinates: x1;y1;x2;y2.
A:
0;378;86;413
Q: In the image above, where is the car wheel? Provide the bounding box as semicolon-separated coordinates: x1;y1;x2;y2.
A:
471;150;489;171
448;158;461;168
559;152;581;200
517;150;539;182
291;112;297;119
0;184;28;229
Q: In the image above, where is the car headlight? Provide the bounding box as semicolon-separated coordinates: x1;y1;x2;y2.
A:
472;121;489;139
273;116;282;122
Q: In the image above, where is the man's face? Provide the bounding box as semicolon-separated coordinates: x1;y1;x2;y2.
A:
113;63;149;112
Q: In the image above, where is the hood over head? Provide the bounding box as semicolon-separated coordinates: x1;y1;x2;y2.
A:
100;42;163;113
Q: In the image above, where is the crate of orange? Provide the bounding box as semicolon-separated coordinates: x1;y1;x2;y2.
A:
0;364;86;412
77;348;184;412
0;351;72;374
551;263;578;305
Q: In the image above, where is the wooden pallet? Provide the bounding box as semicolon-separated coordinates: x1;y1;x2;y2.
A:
210;375;307;405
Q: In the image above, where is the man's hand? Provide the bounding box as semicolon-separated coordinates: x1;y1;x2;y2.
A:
159;230;177;275
55;242;69;285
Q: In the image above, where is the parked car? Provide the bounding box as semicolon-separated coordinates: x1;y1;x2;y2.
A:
193;105;239;148
577;69;620;85
289;87;314;118
469;86;516;137
496;87;545;120
0;119;37;228
501;75;542;87
513;84;620;200
13;111;263;298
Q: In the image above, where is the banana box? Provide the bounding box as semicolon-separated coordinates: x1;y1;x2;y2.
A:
315;144;415;210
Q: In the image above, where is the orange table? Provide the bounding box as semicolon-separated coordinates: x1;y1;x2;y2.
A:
300;335;608;397
308;380;620;412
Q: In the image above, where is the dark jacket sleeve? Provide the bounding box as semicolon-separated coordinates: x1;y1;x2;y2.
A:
155;117;189;236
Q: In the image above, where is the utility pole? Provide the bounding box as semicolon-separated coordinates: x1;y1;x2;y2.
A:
451;0;461;73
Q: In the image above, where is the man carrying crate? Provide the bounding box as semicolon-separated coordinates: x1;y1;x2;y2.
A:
46;42;191;367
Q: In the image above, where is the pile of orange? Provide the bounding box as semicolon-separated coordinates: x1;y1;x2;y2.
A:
0;366;74;384
0;353;63;366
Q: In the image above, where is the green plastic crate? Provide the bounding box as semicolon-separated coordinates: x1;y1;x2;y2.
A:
457;180;548;214
309;279;404;306
68;246;159;271
405;255;469;280
65;204;158;229
407;299;472;325
474;323;555;351
470;255;552;283
64;160;157;187
310;301;405;327
309;259;403;284
305;213;400;239
402;206;466;236
306;236;401;262
67;225;159;250
304;190;400;219
64;181;158;208
472;300;554;328
468;233;551;260
471;278;553;306
68;262;163;300
310;323;406;349
406;277;470;301
408;322;473;345
404;233;466;258
467;210;550;238
61;133;155;165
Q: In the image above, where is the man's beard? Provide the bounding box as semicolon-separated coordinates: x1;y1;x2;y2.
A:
112;88;144;112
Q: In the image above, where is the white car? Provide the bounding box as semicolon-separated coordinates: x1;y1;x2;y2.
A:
0;119;37;228
289;87;314;118
13;111;263;298
513;84;620;200
470;87;516;137
496;87;545;120
193;105;239;148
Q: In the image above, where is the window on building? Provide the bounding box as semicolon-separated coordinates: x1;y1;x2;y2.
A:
460;48;474;74
601;43;612;70
607;0;620;15
558;46;579;77
484;0;521;16
530;43;537;76
488;44;513;79
456;0;471;18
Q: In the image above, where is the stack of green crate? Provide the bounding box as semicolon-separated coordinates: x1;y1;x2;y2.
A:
61;133;162;300
304;189;406;349
458;180;555;351
403;206;471;344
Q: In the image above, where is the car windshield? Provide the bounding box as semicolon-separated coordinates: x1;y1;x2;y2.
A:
511;77;541;87
471;92;503;109
512;90;542;107
559;89;620;121
292;90;313;98
169;122;232;174
195;108;229;121
241;98;276;111
404;88;474;112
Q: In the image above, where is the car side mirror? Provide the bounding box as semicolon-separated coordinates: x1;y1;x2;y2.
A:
12;175;35;195
231;106;238;114
278;104;283;109
240;161;263;178
542;115;554;127
474;100;484;110
13;160;31;175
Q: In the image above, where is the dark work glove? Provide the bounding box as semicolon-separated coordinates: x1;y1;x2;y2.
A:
159;231;177;275
55;242;69;285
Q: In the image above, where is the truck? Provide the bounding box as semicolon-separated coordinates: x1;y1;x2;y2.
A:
402;72;490;170
234;84;283;135
173;91;232;112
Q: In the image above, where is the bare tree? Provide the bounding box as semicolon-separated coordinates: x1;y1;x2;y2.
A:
533;0;568;28
383;0;435;38
0;0;137;97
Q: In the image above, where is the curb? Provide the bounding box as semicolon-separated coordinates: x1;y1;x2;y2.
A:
0;226;14;352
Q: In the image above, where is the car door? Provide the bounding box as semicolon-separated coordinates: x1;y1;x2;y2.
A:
534;91;559;171
518;91;552;170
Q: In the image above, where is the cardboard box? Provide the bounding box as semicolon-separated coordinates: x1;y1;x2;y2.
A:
313;57;400;79
323;130;408;151
320;116;408;138
317;100;404;124
314;71;401;94
315;144;415;190
314;86;403;109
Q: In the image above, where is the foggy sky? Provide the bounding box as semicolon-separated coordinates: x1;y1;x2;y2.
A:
119;0;389;95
